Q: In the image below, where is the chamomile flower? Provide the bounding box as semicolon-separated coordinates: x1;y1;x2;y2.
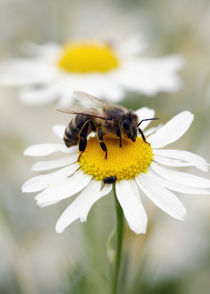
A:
22;108;210;234
0;38;184;106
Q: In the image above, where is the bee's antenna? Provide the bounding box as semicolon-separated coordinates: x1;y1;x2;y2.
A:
138;117;159;127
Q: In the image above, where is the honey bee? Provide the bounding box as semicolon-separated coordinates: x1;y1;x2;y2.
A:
57;91;158;164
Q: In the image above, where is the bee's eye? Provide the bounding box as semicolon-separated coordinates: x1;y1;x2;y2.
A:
122;119;130;130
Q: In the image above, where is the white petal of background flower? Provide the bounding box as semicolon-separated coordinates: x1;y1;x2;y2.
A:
19;84;59;105
0;60;55;86
52;125;66;139
23;42;61;59
136;172;187;220
112;55;184;95
148;111;194;148
117;35;146;58
64;75;124;103
116;180;147;234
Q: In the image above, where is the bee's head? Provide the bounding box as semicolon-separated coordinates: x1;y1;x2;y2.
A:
121;112;138;142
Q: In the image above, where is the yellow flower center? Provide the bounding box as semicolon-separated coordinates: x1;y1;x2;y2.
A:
57;42;120;73
79;135;153;181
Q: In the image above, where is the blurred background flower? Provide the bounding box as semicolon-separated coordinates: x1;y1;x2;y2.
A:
0;0;210;293
0;38;183;106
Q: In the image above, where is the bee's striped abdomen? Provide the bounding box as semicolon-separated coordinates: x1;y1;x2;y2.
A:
64;114;89;147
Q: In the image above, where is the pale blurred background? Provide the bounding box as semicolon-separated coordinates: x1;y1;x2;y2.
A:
0;0;210;293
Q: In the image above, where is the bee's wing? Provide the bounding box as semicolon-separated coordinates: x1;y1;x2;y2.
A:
73;91;128;112
73;91;111;108
57;106;108;120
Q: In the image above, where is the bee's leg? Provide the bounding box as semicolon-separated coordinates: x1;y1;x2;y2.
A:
138;127;147;143
78;121;90;161
98;128;108;159
116;125;122;147
90;121;96;132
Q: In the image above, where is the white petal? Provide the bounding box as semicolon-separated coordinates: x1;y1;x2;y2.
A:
22;163;79;193
114;55;184;96
116;180;147;234
52;125;65;139
154;155;197;168
56;91;74;108
19;85;58;105
136;173;186;220
57;74;124;105
55;181;102;233
151;162;210;188
80;183;112;222
118;35;146;57
144;124;163;137
100;184;113;196
21;42;60;57
24;143;77;156
0;59;55;86
148;111;194;148
135;107;155;130
62;146;79;154
32;154;77;171
145;169;210;195
36;170;92;206
153;149;208;172
24;144;61;156
22;175;49;193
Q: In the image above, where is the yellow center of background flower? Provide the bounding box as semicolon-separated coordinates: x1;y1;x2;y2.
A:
58;42;120;73
79;135;153;181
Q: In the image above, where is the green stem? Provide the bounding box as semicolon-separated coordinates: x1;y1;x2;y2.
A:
111;184;124;294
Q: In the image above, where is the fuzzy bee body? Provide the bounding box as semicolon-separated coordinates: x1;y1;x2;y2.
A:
58;91;158;160
64;114;91;147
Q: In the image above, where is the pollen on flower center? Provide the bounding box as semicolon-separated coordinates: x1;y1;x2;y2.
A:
79;135;153;181
57;42;120;73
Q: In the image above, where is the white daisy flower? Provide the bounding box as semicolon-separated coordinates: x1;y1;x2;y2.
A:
0;38;184;106
22;108;210;234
